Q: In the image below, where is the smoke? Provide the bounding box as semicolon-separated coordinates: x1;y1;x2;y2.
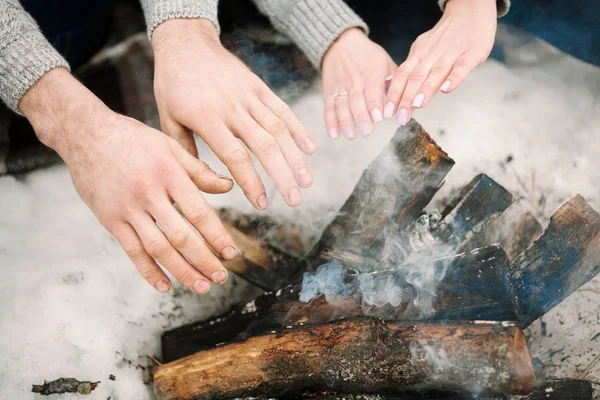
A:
300;209;455;318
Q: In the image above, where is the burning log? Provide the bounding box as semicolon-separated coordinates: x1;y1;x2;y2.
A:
460;199;543;260
212;210;306;290
153;317;535;399
310;120;454;267
160;245;516;363
508;195;600;327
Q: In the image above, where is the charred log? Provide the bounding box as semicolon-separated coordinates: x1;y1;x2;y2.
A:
153;318;535;399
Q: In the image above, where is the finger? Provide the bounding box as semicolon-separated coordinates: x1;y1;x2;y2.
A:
250;102;313;188
231;114;303;207
349;89;373;137
260;90;316;155
442;52;483;94
334;93;356;140
167;137;234;194
111;221;171;292
384;56;420;119
161;117;198;157
412;53;457;109
365;78;386;126
150;193;231;285
396;60;435;126
130;213;212;294
323;89;341;140
192;122;268;210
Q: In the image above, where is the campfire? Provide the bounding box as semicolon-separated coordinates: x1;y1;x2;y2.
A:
152;121;600;400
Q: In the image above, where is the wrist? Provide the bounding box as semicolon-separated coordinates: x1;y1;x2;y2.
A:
324;27;368;61
152;19;220;54
444;0;496;13
19;68;108;155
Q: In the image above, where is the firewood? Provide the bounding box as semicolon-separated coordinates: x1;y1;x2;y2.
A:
310;120;454;267
522;380;594;400
153;318;535;399
508;195;600;327
460;200;543;260
161;245;516;363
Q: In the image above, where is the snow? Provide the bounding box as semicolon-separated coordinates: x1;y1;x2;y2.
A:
1;27;600;398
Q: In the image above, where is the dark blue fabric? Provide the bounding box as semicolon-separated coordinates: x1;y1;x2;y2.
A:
346;0;600;68
21;0;114;69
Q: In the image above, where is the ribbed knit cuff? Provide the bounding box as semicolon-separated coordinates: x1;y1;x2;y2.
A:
438;0;510;17
265;0;369;69
141;0;221;40
0;7;70;114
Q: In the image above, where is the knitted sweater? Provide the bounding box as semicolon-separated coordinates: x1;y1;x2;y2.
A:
0;0;509;114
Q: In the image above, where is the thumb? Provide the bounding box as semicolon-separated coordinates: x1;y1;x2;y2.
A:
167;137;234;194
161;116;199;157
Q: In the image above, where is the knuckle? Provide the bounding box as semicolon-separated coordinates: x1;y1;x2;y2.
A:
409;67;429;81
186;201;209;226
138;264;157;280
273;101;290;115
268;119;287;137
147;238;171;260
224;147;251;168
176;268;194;285
124;242;146;259
170;227;190;248
387;89;403;100
255;134;278;155
430;64;446;76
132;179;152;198
394;68;410;79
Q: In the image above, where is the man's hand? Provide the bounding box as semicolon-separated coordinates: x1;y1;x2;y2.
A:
152;19;316;210
20;68;238;294
384;0;498;125
322;28;396;139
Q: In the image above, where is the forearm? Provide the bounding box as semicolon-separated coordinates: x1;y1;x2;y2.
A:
252;0;369;69
139;0;220;41
0;0;70;113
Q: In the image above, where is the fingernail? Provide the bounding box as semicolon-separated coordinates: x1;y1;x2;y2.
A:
297;168;313;187
257;194;269;210
221;246;237;260
440;80;452;93
385;74;393;81
412;93;425;108
154;280;170;293
343;126;356;140
236;249;244;259
328;127;340;140
371;108;383;124
304;138;317;154
210;270;228;284
397;108;409;126
359;121;372;137
288;187;303;206
217;174;233;182
383;102;395;119
193;279;211;294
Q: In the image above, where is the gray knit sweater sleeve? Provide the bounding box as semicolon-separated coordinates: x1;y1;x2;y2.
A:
140;0;220;39
0;0;70;113
438;0;510;17
252;0;368;69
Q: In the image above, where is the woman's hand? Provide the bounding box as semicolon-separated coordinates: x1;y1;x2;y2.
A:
152;19;316;210
322;28;396;139
21;68;238;294
384;0;497;125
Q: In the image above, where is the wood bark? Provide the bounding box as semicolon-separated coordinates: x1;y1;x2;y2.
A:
508;194;600;327
161;245;516;363
154;318;535;399
310;120;454;268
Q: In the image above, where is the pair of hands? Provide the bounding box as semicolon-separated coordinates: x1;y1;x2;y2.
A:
322;0;497;136
20;0;497;295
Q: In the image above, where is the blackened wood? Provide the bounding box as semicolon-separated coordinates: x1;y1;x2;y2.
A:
460;200;543;260
161;245;516;363
153;318;535;399
310;121;454;268
214;209;307;291
439;174;514;248
522;380;593;400
508;195;600;327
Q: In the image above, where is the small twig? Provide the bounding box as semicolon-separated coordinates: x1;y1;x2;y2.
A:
145;355;163;366
576;353;600;379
